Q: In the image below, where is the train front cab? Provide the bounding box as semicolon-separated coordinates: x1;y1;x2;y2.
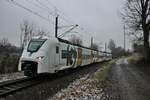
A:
18;37;51;76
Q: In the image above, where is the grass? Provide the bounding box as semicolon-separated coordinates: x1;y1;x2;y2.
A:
74;60;116;91
127;55;145;63
94;60;115;83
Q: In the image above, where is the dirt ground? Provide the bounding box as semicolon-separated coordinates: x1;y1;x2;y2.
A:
105;58;150;100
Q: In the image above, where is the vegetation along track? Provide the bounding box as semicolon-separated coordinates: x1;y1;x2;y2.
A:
0;76;42;97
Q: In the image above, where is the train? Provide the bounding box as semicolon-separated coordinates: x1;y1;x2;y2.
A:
18;35;112;76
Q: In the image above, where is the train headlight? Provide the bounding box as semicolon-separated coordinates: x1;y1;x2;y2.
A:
36;56;44;61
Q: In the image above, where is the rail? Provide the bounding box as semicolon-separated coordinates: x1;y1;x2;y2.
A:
0;77;41;97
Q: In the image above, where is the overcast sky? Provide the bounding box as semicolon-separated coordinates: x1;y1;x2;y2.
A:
0;0;131;50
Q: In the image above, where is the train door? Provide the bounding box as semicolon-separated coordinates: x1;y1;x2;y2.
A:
77;48;82;66
55;45;60;66
90;50;93;64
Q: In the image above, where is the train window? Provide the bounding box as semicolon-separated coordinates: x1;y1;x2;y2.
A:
62;50;67;59
27;39;47;53
56;46;59;53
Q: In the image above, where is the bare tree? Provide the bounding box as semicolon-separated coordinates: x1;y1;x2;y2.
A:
20;20;50;49
69;34;83;45
37;29;48;36
20;20;35;49
108;39;116;52
122;0;150;60
0;38;10;46
90;43;99;50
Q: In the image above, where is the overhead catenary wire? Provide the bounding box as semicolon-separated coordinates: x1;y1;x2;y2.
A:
45;1;94;38
35;0;57;16
6;0;50;22
25;0;55;25
13;0;72;25
25;0;55;17
32;0;73;25
6;0;95;43
58;24;78;38
45;0;73;24
45;1;94;37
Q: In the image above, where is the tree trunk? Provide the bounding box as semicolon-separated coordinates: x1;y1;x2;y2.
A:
143;30;150;61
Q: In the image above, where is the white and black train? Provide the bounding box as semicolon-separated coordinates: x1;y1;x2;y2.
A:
18;36;112;76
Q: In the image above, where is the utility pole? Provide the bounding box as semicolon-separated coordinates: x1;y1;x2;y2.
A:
55;16;58;38
91;37;93;49
105;42;107;56
105;42;107;52
124;24;126;51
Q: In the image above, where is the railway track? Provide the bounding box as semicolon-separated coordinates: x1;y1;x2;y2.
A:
0;61;109;98
0;76;42;97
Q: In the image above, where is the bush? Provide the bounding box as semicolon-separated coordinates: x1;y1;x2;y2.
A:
127;55;145;63
0;45;21;74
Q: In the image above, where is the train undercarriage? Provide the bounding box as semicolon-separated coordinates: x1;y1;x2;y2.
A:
21;61;38;77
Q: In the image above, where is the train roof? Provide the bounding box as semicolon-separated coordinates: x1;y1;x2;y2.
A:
31;35;50;39
57;37;111;54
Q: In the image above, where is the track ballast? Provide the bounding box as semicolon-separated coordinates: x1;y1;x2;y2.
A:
0;77;41;97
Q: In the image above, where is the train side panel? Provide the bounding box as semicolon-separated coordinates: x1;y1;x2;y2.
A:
18;36;112;76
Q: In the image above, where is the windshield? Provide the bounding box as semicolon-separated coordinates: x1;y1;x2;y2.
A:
27;39;47;53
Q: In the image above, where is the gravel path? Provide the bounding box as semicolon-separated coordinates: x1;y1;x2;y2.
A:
105;58;150;100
